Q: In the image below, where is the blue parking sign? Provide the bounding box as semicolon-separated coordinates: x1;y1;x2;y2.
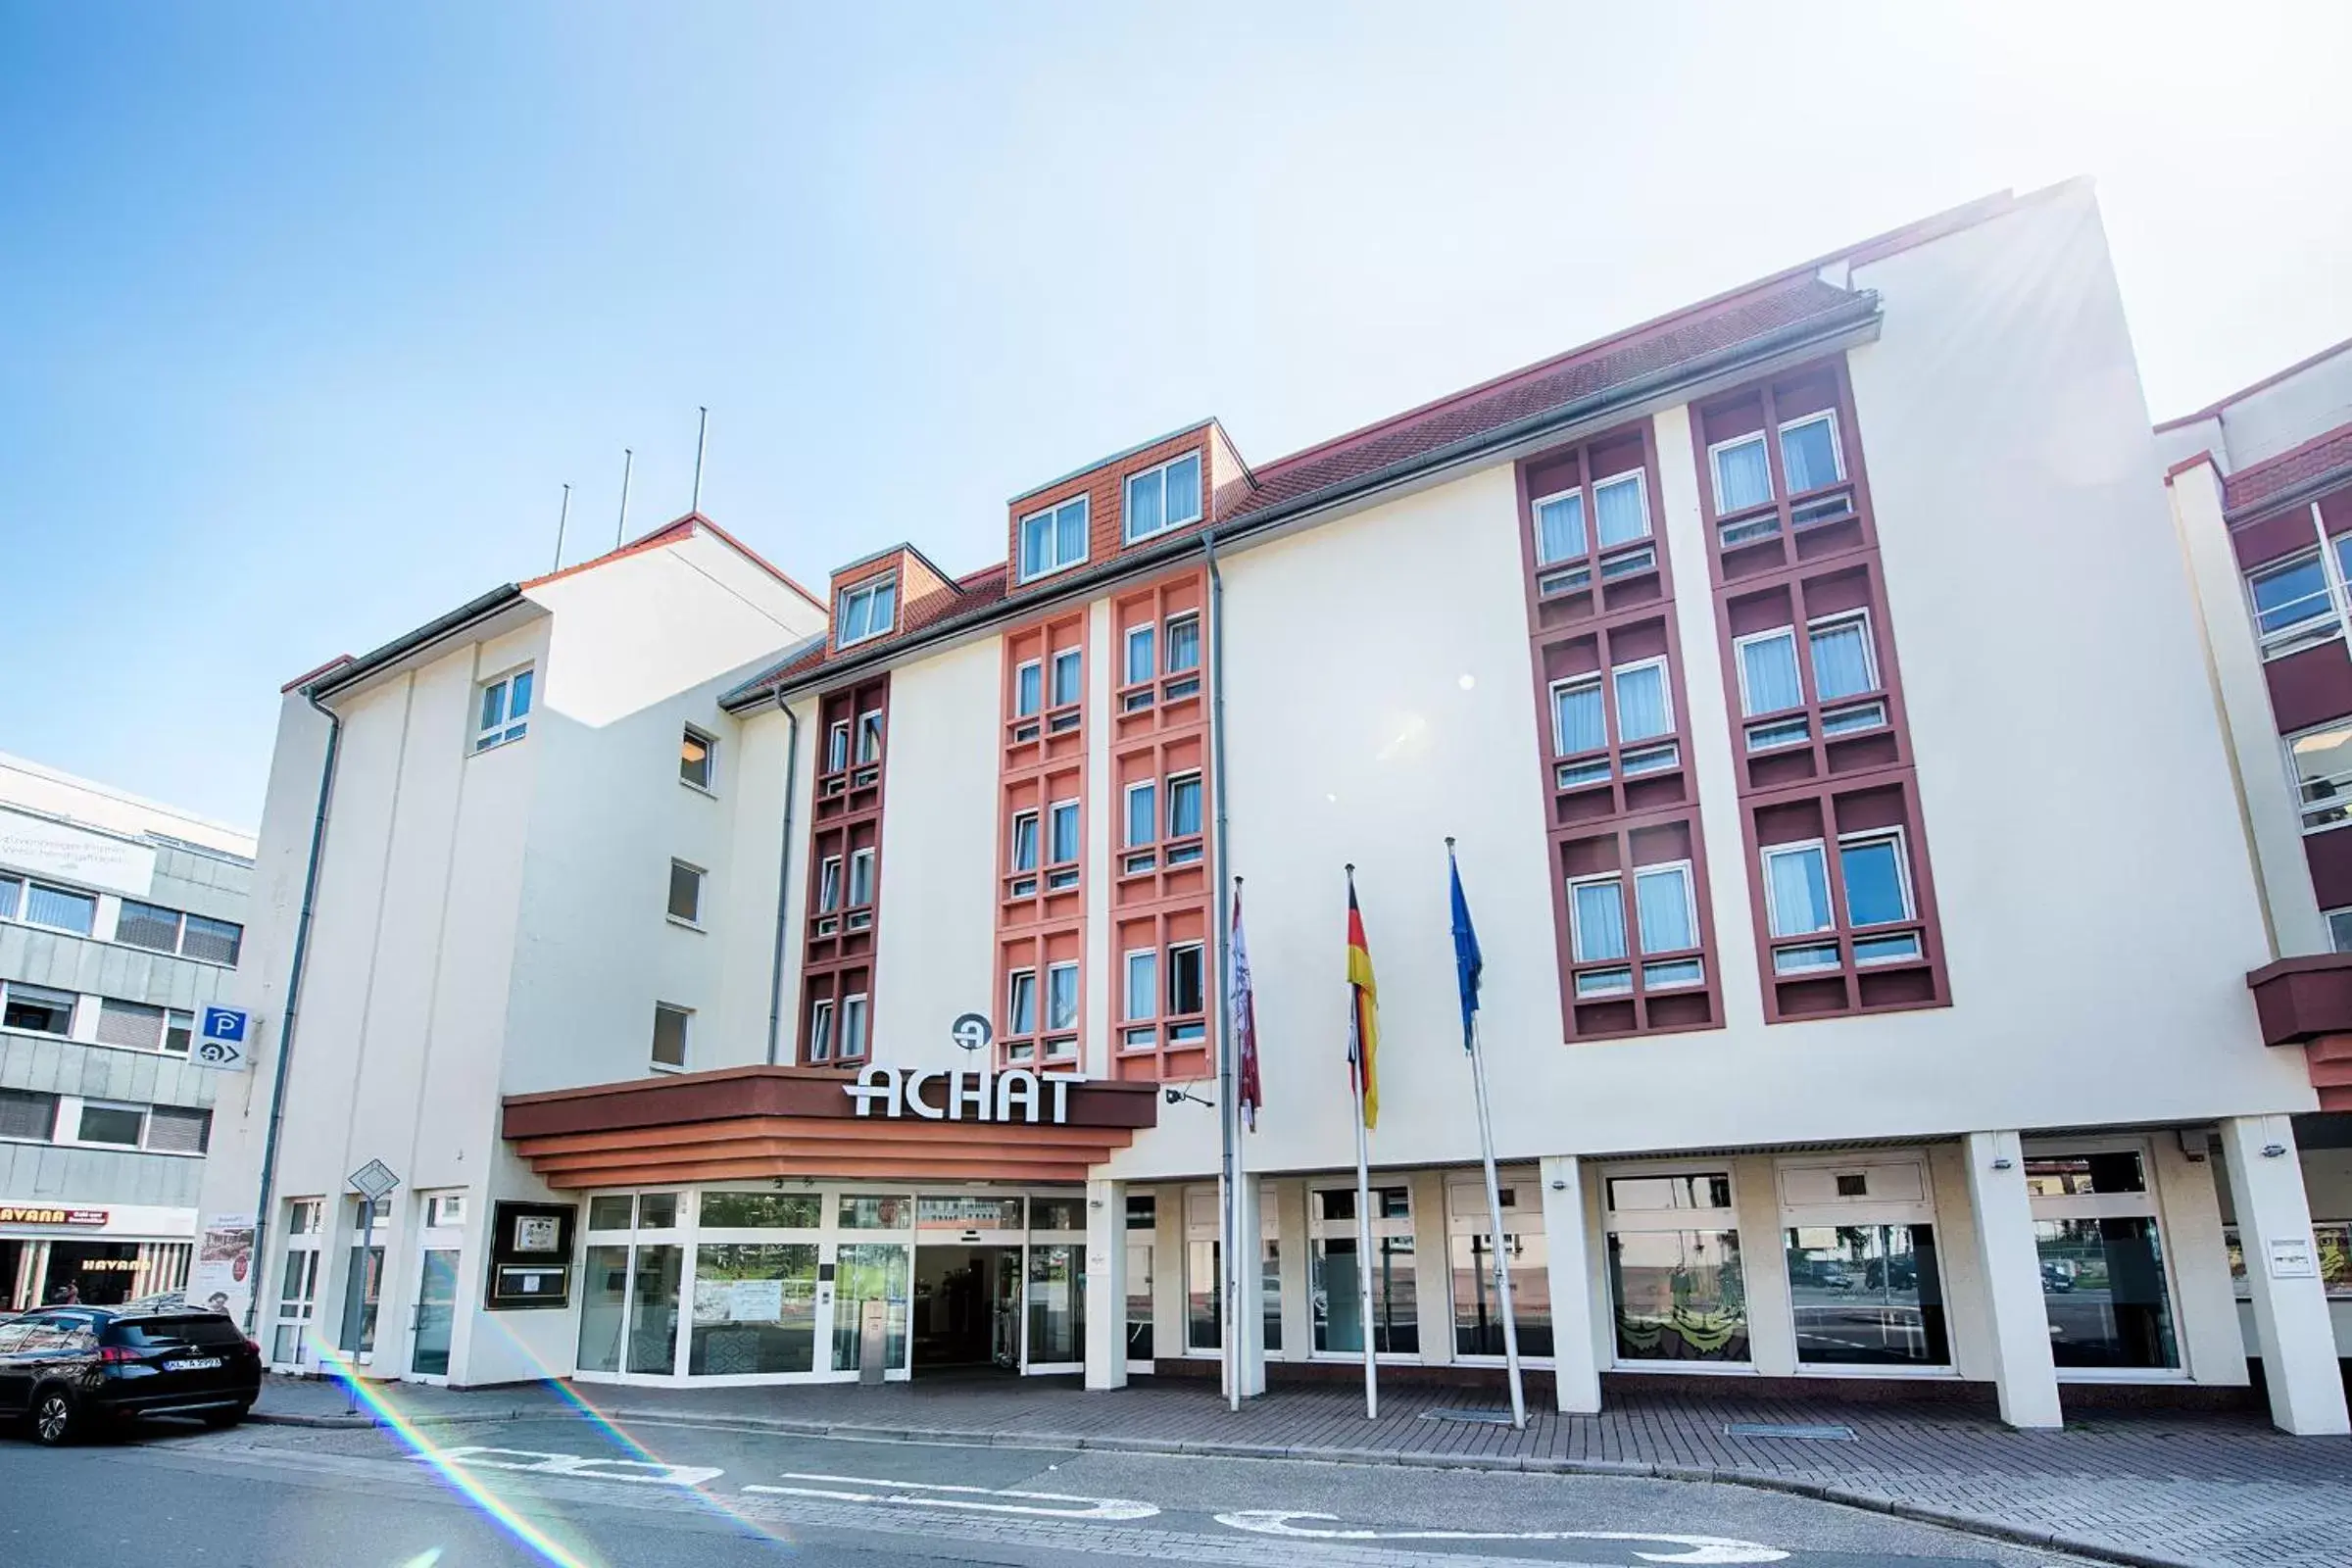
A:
201;1006;249;1044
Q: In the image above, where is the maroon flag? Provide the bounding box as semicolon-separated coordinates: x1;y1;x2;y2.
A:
1231;882;1261;1132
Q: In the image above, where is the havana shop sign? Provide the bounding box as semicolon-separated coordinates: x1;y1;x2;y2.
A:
844;1065;1086;1125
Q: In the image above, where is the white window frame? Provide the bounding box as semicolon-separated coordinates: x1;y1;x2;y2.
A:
71;1097;148;1150
679;725;716;792
1165;941;1205;1017
1019;495;1091;583
1014;659;1044;717
1732;626;1802;717
1046;961;1081;1032
1008;811;1040;873
18;883;96;940
826;719;851;772
1;980;78;1038
1610;656;1674;744
1164;612;1202;674
817;856;843;912
1123;624;1155;687
807;999;837;1063
472;663;535;754
1592;469;1651;549
837;576;897;648
650;1003;691;1072
856;709;885;763
1123;950;1157;1023
1806;608;1881;700
1123;451;1203;544
1530;486;1588;566
839;994;870;1059
2283;718;2352;835
1566;873;1630;977
1760;839;1835;939
1837;827;1916;931
1778;411;1846;493
1005;969;1038;1037
848;846;876;907
666;858;705;927
1549;674;1604;759
1124;780;1156;848
1048;799;1081;864
1631;858;1698;957
1165;771;1203;840
1706;430;1774;514
2328;906;2352;954
1051;648;1083;708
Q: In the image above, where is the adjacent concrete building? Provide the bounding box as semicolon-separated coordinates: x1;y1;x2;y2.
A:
199;181;2350;1435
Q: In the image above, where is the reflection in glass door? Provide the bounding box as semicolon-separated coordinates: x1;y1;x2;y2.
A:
833;1243;910;1374
578;1246;630;1373
629;1247;683;1375
1026;1243;1084;1368
413;1250;460;1376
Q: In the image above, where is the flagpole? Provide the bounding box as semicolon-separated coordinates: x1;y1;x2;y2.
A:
1221;875;1244;1412
1468;1013;1526;1429
1346;866;1378;1422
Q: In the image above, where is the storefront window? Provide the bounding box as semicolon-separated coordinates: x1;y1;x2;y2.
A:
588;1196;635;1231
1604;1171;1743;1362
1184;1186;1281;1354
628;1246;682;1375
1783;1224;1947;1366
2026;1149;2179;1370
833;1242;910;1372
918;1196;1023;1231
838;1195;912;1230
1025;1243;1084;1364
1126;1195;1154;1361
578;1245;630;1373
1311;1186;1417;1355
2225;1221;2352;1299
700;1192;822;1229
690;1244;819;1375
1030;1198;1084;1232
1447;1176;1552;1358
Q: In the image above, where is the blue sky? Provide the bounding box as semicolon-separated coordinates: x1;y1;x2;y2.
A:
3;2;2346;827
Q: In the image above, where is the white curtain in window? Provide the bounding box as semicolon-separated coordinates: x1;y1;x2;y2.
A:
1126;786;1155;847
1168;778;1202;837
1020;515;1050;578
1165;454;1202;524
1593;475;1648;547
1052;806;1080;861
1572;880;1628;961
1765;847;1833;937
1809;620;1875;700
1124;955;1156;1021
1714;437;1773;512
1049;968;1079;1030
1740;632;1803;714
1613;663;1671;743
1634;866;1694;954
1536;494;1587;564
1166;616;1201;673
1125;629;1153;685
24;885;94;935
1780;418;1840;491
1017;663;1042;714
1054;501;1087;564
1553;681;1604;755
1127;470;1164;537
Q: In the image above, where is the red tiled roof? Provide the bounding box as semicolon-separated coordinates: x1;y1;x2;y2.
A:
1228;277;1867;520
2225;420;2352;516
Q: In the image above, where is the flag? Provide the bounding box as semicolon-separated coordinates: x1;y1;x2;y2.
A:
1448;844;1482;1054
1346;871;1380;1129
1231;882;1261;1133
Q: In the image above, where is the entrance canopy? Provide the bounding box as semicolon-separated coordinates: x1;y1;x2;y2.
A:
503;1064;1157;1188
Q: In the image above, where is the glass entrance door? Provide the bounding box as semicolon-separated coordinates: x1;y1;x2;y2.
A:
1024;1243;1084;1369
413;1250;459;1377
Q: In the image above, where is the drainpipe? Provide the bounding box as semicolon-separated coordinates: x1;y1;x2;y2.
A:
243;687;343;1335
1203;527;1241;1409
763;690;804;1064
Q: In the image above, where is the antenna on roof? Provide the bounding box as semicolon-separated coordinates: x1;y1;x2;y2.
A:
552;483;571;572
691;406;710;514
614;448;634;549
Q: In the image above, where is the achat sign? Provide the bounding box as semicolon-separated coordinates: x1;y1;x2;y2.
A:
845;1065;1084;1125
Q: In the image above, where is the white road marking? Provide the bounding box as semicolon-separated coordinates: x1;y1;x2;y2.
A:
1213;1511;1789;1564
744;1470;1158;1521
435;1445;724;1488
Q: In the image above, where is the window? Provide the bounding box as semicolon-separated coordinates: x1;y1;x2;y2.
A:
1604;1169;1746;1363
667;860;705;924
1124;952;1156;1022
1166;942;1204;1016
95;1000;167;1051
1571;877;1628;964
840;995;870;1059
1778;413;1844;492
2287;722;2352;832
1311;1185;1417;1354
77;1102;145;1147
1015;661;1044;717
1710;432;1773;514
1166;614;1200;674
817;856;843;912
857;709;884;763
1808;613;1877;701
1761;842;1834;939
147;1105;211;1154
679;727;715;790
848;847;876;906
651;1004;691;1069
0;1089;56;1142
164;1009;193;1055
1634;862;1696;955
1124;782;1155;848
826;720;851;772
1447;1176;1553;1358
1050;648;1082;708
2249;553;2336;651
1839;832;1914;928
1049;801;1080;863
474;666;534;752
2328;907;2352;954
2;982;74;1036
1006;970;1038;1035
1166;773;1203;839
1736;629;1802;716
2026;1148;2179;1370
0;876;15;920
181;913;242;965
1124;624;1154;687
838;577;897;646
808;999;836;1062
1124;452;1202;543
1047;963;1079;1032
1550;676;1605;757
1533;490;1586;565
115;900;181;953
1593;471;1649;548
1009;812;1040;873
1612;659;1672;744
425;1193;466;1228
23;883;95;936
1019;496;1090;581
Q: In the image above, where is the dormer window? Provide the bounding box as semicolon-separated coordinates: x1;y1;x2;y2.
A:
1019;496;1089;582
837;576;897;647
1123;452;1202;544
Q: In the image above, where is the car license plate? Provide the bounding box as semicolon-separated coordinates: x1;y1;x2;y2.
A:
164;1356;222;1371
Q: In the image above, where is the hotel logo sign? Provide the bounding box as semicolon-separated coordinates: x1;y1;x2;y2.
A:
846;1065;1083;1125
0;1205;109;1227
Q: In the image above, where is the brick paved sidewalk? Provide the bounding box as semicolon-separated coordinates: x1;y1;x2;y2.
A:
255;1372;2352;1568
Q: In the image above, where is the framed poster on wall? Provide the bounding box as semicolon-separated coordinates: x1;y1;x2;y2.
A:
485;1200;576;1310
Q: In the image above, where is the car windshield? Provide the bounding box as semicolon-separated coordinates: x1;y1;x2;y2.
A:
107;1316;244;1348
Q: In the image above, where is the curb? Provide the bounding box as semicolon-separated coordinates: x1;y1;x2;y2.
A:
250;1401;2200;1568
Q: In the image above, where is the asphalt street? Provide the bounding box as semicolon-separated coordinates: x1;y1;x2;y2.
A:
0;1409;2109;1568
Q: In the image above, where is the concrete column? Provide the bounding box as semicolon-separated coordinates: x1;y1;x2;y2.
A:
1084;1178;1127;1391
2150;1130;2248;1387
2218;1116;2351;1435
1962;1130;2063;1429
1540;1154;1602;1413
1411;1168;1451;1364
1733;1153;1797;1377
1273;1179;1310;1361
1235;1173;1266;1395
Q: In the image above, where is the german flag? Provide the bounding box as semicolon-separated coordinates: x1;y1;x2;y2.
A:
1346;870;1380;1130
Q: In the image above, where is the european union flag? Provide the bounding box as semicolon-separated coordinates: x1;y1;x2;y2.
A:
1448;843;1482;1053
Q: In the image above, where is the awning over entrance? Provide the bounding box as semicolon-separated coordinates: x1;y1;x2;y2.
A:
2245;955;2352;1111
503;1065;1158;1188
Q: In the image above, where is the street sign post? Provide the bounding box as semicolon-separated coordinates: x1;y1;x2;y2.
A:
191;1006;255;1071
342;1160;401;1408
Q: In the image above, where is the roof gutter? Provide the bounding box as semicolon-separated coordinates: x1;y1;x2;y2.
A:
725;292;1881;710
311;584;526;701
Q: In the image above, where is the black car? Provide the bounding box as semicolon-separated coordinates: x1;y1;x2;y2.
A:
0;1306;262;1445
